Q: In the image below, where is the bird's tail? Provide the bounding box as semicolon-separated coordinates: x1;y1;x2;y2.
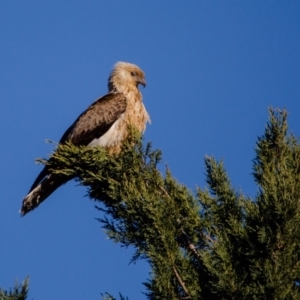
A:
20;174;69;216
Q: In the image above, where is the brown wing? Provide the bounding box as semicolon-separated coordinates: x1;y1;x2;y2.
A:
29;93;127;193
60;93;127;145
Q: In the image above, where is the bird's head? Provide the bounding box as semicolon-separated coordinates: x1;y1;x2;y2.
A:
108;62;146;93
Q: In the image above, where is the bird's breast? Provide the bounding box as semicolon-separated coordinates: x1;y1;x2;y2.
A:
88;92;150;154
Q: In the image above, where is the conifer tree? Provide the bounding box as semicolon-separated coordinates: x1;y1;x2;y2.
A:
0;278;29;300
3;108;300;299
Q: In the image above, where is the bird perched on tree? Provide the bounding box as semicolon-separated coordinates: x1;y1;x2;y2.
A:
21;62;150;215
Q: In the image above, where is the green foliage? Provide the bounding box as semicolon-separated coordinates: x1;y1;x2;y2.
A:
101;292;129;300
41;109;300;299
0;278;29;300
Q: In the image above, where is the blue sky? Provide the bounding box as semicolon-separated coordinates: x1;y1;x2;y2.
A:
1;1;300;299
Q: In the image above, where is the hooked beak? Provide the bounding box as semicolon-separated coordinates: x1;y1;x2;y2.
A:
138;78;146;88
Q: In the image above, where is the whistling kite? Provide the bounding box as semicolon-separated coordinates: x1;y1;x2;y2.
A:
21;62;150;215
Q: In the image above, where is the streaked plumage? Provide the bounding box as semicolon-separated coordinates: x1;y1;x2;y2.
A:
21;62;150;215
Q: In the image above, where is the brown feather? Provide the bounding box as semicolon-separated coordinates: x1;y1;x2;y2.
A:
21;61;150;215
22;174;70;215
60;93;127;145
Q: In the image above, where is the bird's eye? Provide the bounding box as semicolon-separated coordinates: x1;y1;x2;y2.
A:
131;72;137;76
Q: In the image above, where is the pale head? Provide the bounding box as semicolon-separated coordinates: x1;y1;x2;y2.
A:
108;62;146;93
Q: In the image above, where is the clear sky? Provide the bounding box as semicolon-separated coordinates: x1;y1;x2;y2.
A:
1;1;300;299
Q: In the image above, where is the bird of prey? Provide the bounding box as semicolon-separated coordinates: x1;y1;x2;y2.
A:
21;62;150;215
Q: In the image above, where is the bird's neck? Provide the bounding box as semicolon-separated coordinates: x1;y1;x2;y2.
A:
109;81;139;96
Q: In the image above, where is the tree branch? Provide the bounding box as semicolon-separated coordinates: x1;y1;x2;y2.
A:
173;265;191;299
